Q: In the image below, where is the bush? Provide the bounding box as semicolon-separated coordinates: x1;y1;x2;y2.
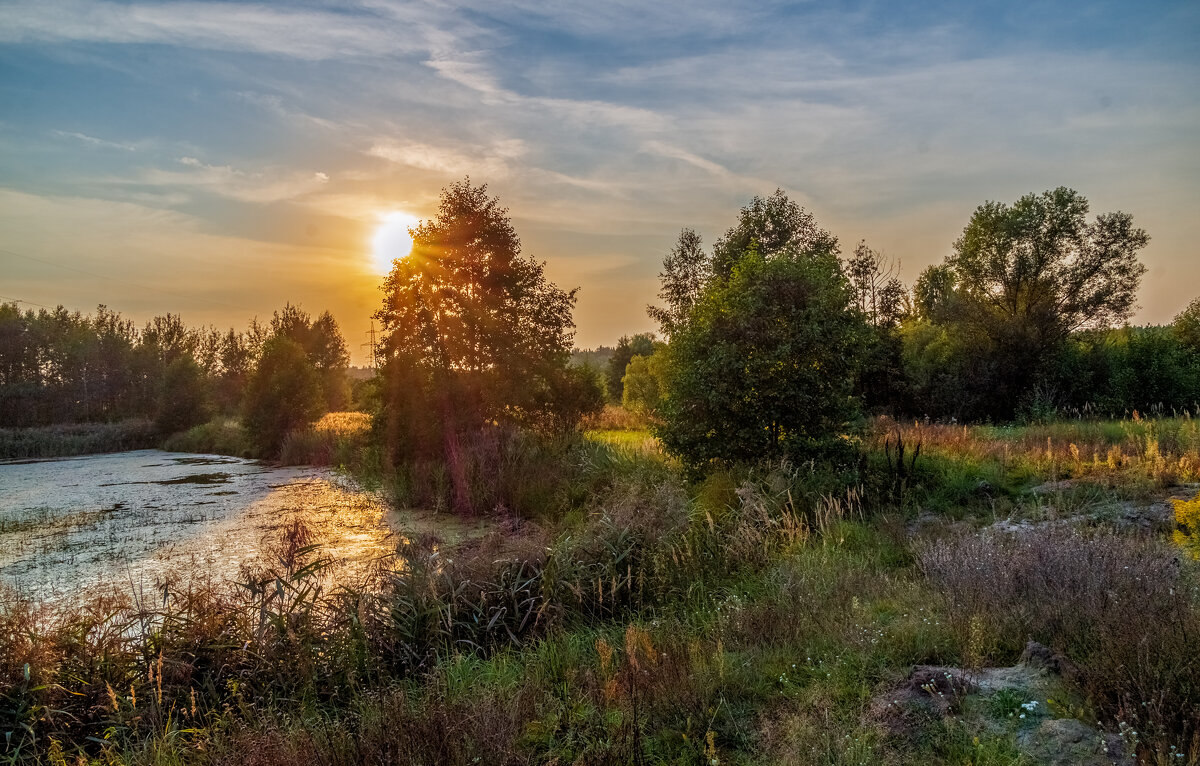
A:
161;417;251;456
657;246;867;474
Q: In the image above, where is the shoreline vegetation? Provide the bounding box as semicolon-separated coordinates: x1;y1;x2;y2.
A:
4;183;1200;764
2;412;1199;764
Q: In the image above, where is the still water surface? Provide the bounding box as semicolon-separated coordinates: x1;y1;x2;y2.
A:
0;450;447;603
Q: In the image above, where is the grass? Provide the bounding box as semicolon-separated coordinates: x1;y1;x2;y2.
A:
0;420;158;460
3;412;1200;764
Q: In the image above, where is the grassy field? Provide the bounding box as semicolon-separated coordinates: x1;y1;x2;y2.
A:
2;414;1198;764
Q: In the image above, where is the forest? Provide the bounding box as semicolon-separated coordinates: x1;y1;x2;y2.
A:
2;180;1200;765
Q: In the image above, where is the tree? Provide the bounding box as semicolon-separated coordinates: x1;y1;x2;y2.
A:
241;336;324;456
951;187;1148;337
268;304;350;411
710;188;839;280
1175;297;1200;352
374;178;582;512
605;333;656;403
845;241;905;328
155;357;211;436
657;241;866;473
913;187;1150;419
621;349;667;415
648;228;709;337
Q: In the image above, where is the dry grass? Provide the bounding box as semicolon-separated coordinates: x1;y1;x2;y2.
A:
917;527;1200;759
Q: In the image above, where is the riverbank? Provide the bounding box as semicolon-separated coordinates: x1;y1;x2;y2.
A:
0;420;158;460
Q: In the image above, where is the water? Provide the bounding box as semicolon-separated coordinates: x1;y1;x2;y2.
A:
0;450;470;604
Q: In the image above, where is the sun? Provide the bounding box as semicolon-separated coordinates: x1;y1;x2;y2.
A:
370;211;420;274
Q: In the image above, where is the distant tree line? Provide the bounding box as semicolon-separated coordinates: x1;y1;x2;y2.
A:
0;302;351;443
619;186;1198;473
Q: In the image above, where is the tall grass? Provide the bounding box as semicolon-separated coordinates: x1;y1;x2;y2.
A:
0;420;157;460
5;418;1200;764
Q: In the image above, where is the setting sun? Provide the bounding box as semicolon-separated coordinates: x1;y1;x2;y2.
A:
370;211;420;274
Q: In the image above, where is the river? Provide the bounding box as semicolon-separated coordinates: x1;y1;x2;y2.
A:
0;450;470;604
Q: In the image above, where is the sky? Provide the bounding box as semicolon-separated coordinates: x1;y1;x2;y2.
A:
1;0;1198;364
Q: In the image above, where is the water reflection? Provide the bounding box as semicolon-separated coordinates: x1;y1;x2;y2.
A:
0;450;420;603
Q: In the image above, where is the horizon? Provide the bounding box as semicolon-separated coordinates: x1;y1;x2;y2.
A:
2;0;1198;364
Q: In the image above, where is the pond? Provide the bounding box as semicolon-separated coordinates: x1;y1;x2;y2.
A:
0;450;477;604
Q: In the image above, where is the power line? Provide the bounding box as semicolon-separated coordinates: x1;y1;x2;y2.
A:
0;294;54;310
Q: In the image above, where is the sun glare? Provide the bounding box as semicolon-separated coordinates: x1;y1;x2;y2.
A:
371;211;420;274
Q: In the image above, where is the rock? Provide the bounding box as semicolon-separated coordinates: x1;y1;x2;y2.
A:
1019;718;1132;766
868;665;977;734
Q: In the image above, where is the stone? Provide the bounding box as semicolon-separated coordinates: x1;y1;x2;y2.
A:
1019;718;1133;766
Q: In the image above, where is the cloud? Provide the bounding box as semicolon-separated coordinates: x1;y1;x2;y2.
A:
123;157;332;204
368;138;528;177
52;130;137;151
0;0;441;60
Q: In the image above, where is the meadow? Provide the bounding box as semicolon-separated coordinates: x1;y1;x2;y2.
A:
2;412;1198;765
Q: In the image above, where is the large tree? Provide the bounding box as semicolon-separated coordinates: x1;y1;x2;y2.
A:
910;187;1149;418
950;187;1147;338
374;179;585;512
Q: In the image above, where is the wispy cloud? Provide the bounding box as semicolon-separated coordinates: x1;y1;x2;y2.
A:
122;157;332;204
368;138;527;177
0;0;440;60
52;130;137;151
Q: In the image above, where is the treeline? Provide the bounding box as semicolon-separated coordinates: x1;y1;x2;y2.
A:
0;302;352;442
606;188;1200;465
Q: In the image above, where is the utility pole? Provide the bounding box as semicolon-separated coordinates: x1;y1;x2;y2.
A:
362;322;379;370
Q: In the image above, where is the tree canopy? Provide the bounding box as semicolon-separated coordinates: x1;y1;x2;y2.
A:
710;189;839;280
907;187;1150;419
654;193;866;473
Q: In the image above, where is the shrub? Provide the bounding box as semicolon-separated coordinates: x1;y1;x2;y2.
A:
1175;494;1200;559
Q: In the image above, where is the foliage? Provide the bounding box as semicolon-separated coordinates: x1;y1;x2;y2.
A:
269;304;352;411
844;241;910;414
647;227;709;337
620;349;667;416
241;336;325;457
709;188;840;281
0;301;349;431
657;244;867;473
907;188;1150;419
1175;495;1200;559
161;417;250;457
374;178;590;513
154;356;212;436
0;420;157;459
605;333;655;403
1175;296;1200;352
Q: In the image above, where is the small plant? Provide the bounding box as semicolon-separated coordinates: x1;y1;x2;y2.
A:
1174;495;1200;558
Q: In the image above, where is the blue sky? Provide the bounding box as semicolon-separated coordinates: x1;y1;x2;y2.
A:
1;0;1197;360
